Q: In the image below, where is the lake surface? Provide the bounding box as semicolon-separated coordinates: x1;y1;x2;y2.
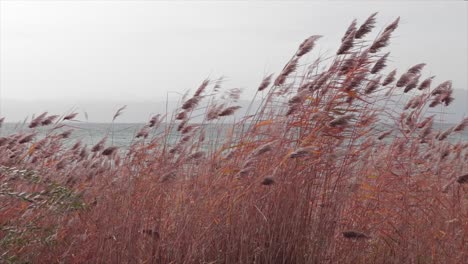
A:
0;122;241;150
1;122;467;150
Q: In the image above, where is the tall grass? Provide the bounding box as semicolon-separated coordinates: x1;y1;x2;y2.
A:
1;14;467;264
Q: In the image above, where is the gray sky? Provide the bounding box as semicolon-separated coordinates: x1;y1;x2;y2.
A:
0;1;467;122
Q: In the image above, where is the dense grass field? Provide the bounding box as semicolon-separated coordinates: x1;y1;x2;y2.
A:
1;14;467;263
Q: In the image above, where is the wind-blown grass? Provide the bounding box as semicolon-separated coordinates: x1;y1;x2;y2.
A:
1;13;467;264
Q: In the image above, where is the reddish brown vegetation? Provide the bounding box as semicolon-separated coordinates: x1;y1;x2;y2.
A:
1;14;467;264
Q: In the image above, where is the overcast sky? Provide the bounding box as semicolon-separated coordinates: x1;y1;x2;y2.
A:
0;1;467;122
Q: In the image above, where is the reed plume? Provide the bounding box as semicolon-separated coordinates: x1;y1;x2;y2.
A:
418;76;434;90
63;112;79;120
342;19;357;42
454;117;468;132
296;35;322;57
337;29;355;55
102;146;118;156
382;69;397;86
218;106;241;117
91;137;107;152
365;76;381;94
370;52;390;74
457;174;468;184
274;58;299;86
258;74;273;91
18;133;36;144
29;112;48;128
329;114;355;127
112;105;127;121
355;12;377;39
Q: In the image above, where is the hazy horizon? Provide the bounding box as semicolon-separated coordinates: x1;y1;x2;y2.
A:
0;1;467;122
1;87;467;123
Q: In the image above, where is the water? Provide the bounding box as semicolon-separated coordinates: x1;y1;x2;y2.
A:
0;122;239;150
1;122;147;148
1;122;467;151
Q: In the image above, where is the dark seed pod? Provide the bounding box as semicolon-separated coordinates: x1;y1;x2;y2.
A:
456;174;468;184
261;177;275;186
343;231;370;239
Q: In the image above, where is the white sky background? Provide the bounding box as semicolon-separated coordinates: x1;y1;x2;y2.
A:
0;1;467;122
